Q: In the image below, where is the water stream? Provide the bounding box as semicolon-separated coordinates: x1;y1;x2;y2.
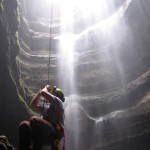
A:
56;0;132;149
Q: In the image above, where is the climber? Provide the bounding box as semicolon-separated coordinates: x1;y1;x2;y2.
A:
19;85;65;150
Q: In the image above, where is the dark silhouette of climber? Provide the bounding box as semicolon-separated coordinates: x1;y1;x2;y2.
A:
19;85;65;150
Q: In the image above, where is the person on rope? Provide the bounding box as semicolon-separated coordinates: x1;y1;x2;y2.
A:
19;85;65;150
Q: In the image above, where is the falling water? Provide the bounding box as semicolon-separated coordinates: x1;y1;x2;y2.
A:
57;33;77;95
56;3;81;149
56;0;79;95
55;0;133;149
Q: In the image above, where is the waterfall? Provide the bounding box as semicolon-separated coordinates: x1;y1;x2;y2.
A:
55;0;132;149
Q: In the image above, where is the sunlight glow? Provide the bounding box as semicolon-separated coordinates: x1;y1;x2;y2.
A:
44;0;51;3
47;0;132;95
52;0;132;42
73;0;107;18
77;0;132;38
44;0;112;20
45;0;131;20
58;33;77;94
59;33;77;60
40;0;133;40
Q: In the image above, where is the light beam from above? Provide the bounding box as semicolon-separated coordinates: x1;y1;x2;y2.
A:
53;0;132;43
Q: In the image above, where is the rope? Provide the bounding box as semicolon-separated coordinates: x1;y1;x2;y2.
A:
47;2;66;149
48;1;53;84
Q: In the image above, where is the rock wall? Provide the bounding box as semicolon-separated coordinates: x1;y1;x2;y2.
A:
0;0;31;147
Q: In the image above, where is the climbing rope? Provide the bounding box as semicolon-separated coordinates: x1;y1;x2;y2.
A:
47;2;66;150
48;1;53;84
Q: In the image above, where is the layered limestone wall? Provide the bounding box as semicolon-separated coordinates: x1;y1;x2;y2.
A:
17;0;150;95
0;0;31;146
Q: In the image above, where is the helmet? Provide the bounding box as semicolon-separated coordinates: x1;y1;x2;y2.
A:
51;86;65;102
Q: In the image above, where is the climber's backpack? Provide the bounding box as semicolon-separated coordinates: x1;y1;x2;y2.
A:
0;135;15;150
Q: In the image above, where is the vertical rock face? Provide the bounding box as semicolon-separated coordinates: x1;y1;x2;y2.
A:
0;0;30;146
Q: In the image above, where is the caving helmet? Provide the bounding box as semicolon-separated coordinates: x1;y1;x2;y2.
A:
50;86;65;102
